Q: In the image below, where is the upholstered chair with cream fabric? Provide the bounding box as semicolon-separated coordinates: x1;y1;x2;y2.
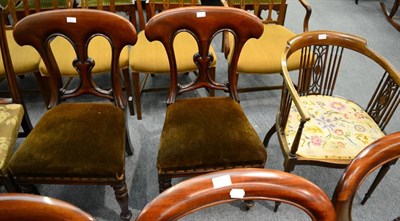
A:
264;30;400;211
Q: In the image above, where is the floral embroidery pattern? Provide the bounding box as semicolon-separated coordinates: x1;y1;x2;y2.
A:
285;95;385;159
0;104;24;169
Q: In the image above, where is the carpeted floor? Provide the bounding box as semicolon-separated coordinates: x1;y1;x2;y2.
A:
2;0;400;220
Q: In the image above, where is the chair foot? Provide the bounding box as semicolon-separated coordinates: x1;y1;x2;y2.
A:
158;175;172;193
112;182;132;221
244;200;254;211
263;123;277;147
125;129;134;156
361;159;397;205
20;184;40;194
274;201;281;212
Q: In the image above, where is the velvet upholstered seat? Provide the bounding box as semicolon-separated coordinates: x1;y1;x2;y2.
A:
224;0;311;93
264;30;400;211
158;97;266;172
7;9;137;220
9;103;125;179
144;7;267;197
128;0;216;120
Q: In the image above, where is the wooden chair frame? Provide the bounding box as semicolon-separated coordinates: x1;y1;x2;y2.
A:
333;132;400;221
145;6;267;196
137;168;336;221
0;193;94;220
129;0;216;120
8;9;137;220
0;7;32;192
223;0;311;93
381;0;400;32
264;30;400;210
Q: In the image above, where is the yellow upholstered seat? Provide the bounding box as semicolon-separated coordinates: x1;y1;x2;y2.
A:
39;36;129;76
285;95;385;159
0;104;24;172
228;24;301;74
130;31;217;73
0;31;40;76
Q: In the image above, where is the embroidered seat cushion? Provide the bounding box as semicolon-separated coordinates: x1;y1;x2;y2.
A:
9;103;125;179
0;104;24;173
227;24;301;74
39;36;129;77
157;97;267;173
130;31;217;74
285;95;384;159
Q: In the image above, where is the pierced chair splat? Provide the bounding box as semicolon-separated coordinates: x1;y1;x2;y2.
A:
264;30;400;211
144;6;267;199
7;9;137;220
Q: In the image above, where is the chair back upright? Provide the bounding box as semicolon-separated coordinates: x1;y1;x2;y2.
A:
0;193;94;221
332;132;400;221
144;6;264;104
136;168;336;221
12;9;137;109
0;7;32;134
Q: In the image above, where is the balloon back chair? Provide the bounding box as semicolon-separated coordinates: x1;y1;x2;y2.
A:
223;0;312;93
136;168;336;221
21;0;139;116
0;193;94;220
264;30;400;211
0;7;32;192
144;6;267;201
128;0;217;120
333;132;400;221
7;9;137;220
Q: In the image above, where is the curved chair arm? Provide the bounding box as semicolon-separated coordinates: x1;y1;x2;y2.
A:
332;132;400;221
0;193;94;220
298;0;312;32
136;168;336;221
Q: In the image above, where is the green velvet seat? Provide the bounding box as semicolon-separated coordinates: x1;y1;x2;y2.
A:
8;9;136;219
9;103;125;179
144;7;267;196
0;104;24;175
158;97;267;173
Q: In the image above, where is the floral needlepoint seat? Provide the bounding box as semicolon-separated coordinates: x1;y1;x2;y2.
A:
285;95;385;159
0;104;24;173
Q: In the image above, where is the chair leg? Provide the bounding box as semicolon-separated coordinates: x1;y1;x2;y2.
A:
361;159;397;205
20;184;40;194
158;175;172;193
33;71;50;107
263;123;277;147
244;200;254;211
112;181;132;221
132;72;142;120
274;164;295;212
122;68;135;116
208;67;215;97
0;173;21;192
125;127;134;157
